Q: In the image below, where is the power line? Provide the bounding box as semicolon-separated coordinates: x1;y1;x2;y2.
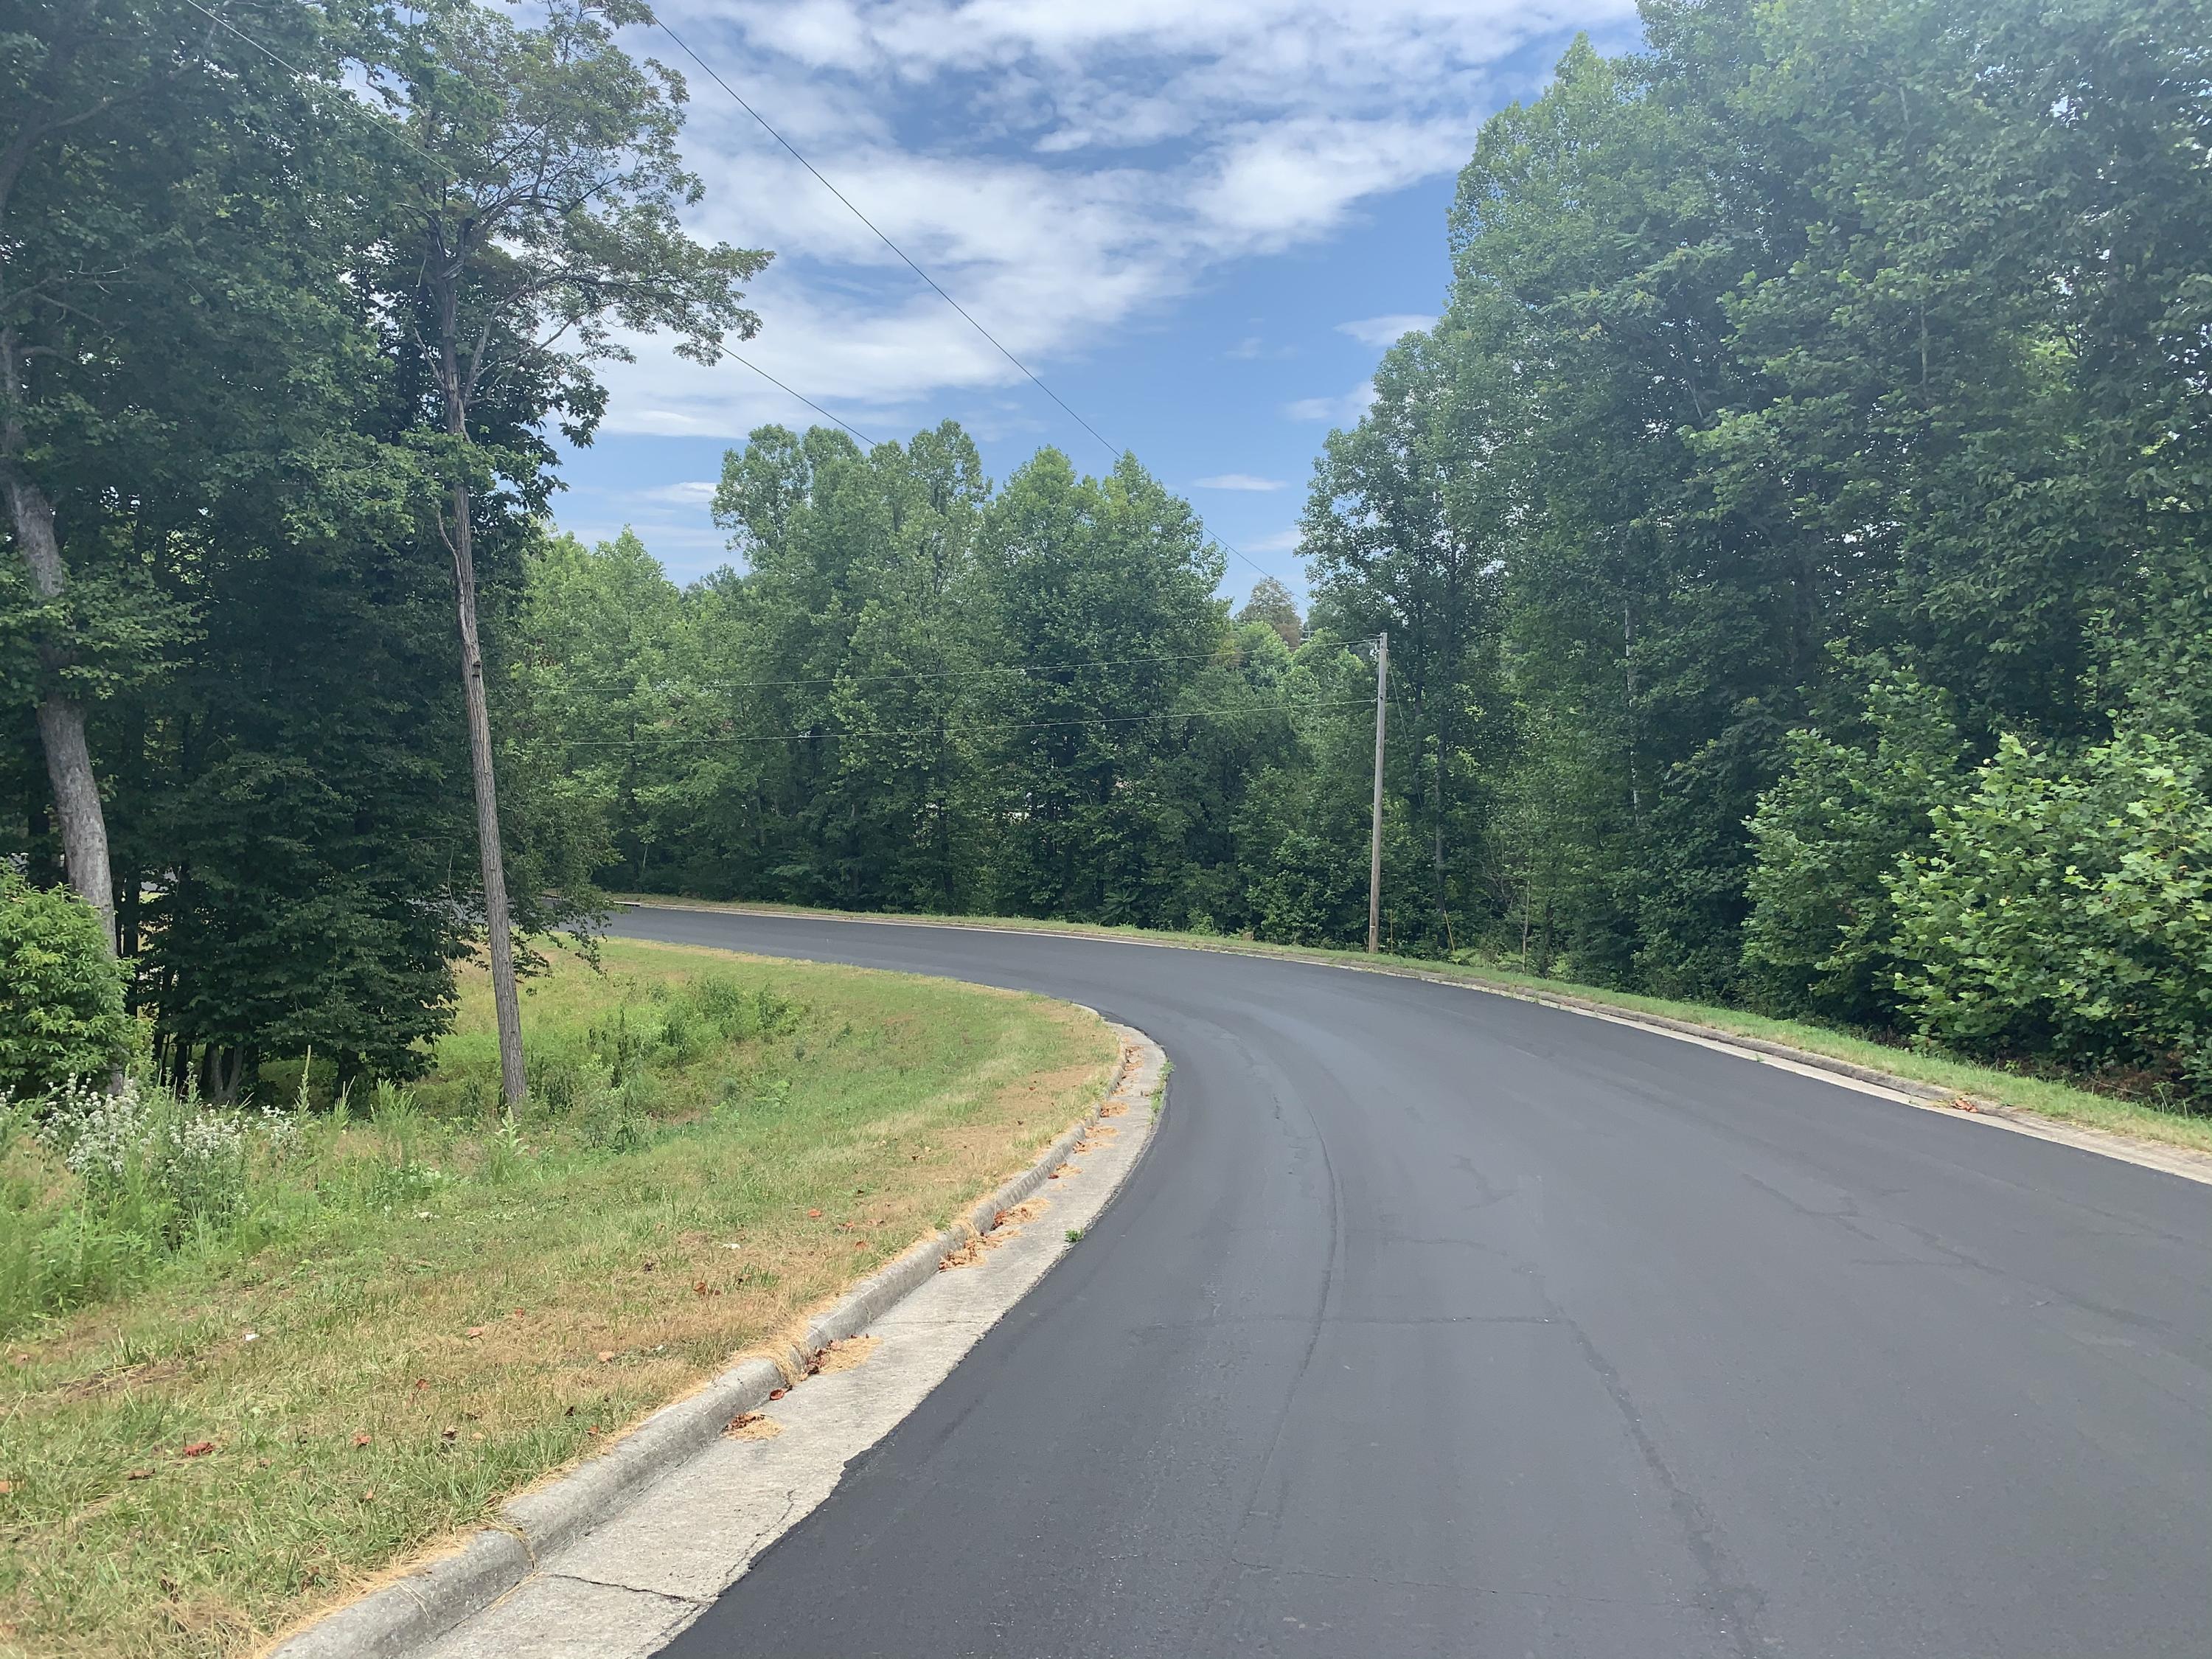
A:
177;0;1287;588
650;16;1284;587
726;353;875;445
554;696;1373;749
172;0;886;454
653;15;1121;462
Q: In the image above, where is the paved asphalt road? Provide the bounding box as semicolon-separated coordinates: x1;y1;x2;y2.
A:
616;908;2211;1659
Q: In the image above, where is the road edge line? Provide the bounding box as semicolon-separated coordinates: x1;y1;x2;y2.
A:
260;1021;1162;1659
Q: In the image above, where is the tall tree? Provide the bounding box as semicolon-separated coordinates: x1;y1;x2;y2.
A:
364;0;768;1105
1;0;332;952
1304;330;1508;953
978;451;1227;921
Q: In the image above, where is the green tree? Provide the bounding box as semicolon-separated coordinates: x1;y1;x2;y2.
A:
1304;329;1508;954
0;872;130;1096
1742;673;1966;1024
1235;577;1303;649
363;0;769;1105
1893;731;2212;1091
1;0;339;952
976;451;1226;921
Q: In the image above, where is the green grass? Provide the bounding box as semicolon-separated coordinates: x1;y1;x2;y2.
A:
612;894;2212;1158
0;939;1116;1658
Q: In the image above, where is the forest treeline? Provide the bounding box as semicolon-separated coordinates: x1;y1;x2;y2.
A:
527;0;2212;1102
7;0;2211;1103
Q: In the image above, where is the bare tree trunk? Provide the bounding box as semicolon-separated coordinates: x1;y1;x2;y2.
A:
445;475;527;1110
3;456;116;951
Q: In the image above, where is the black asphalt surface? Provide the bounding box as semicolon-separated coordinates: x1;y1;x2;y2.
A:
619;908;2212;1659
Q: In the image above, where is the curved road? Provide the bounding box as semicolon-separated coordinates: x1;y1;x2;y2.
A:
617;908;2211;1659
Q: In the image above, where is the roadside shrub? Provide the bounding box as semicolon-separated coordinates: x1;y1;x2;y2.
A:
1742;675;1966;1025
0;872;131;1096
658;999;709;1064
526;1040;598;1113
683;976;801;1041
588;1006;653;1083
1891;731;2212;1096
578;1079;653;1152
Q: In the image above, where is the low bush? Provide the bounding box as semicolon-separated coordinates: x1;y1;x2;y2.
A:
0;874;132;1096
1893;730;2212;1093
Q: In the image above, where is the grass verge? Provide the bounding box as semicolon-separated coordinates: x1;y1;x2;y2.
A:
0;939;1115;1658
611;894;2212;1158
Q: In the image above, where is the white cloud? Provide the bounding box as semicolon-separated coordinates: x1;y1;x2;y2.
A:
1194;473;1287;492
584;0;1632;437
1284;381;1377;424
627;480;721;505
1243;526;1306;553
1338;313;1437;347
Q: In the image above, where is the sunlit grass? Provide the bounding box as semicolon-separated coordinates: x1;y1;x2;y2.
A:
613;895;2212;1157
0;939;1114;1658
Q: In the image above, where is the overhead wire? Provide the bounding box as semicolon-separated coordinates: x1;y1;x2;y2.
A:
648;13;1286;585
178;0;874;452
173;0;1291;588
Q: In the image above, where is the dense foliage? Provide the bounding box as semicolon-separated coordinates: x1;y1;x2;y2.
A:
7;0;2208;1103
0;874;131;1096
3;0;726;1094
513;0;2212;1101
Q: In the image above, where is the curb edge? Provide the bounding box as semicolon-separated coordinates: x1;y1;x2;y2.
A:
262;1025;1152;1658
622;901;2212;1189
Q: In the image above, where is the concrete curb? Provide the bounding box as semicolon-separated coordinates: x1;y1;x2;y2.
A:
264;1028;1150;1659
621;900;2212;1188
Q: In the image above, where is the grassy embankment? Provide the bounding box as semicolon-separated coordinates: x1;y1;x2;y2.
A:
0;939;1116;1658
613;895;2212;1158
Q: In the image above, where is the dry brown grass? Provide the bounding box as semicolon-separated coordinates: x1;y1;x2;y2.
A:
0;941;1114;1658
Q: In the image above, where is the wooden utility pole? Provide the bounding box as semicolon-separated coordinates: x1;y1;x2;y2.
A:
1368;630;1388;954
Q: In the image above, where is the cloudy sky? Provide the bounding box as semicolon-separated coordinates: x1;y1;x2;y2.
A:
563;0;1643;599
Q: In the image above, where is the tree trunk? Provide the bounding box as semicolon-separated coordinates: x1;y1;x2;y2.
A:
446;474;527;1110
3;460;116;950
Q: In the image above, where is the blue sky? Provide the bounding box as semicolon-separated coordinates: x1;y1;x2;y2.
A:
560;0;1644;606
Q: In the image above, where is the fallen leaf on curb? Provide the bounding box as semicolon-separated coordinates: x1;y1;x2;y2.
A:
724;1413;781;1441
181;1441;215;1458
768;1388;786;1400
1049;1163;1079;1180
